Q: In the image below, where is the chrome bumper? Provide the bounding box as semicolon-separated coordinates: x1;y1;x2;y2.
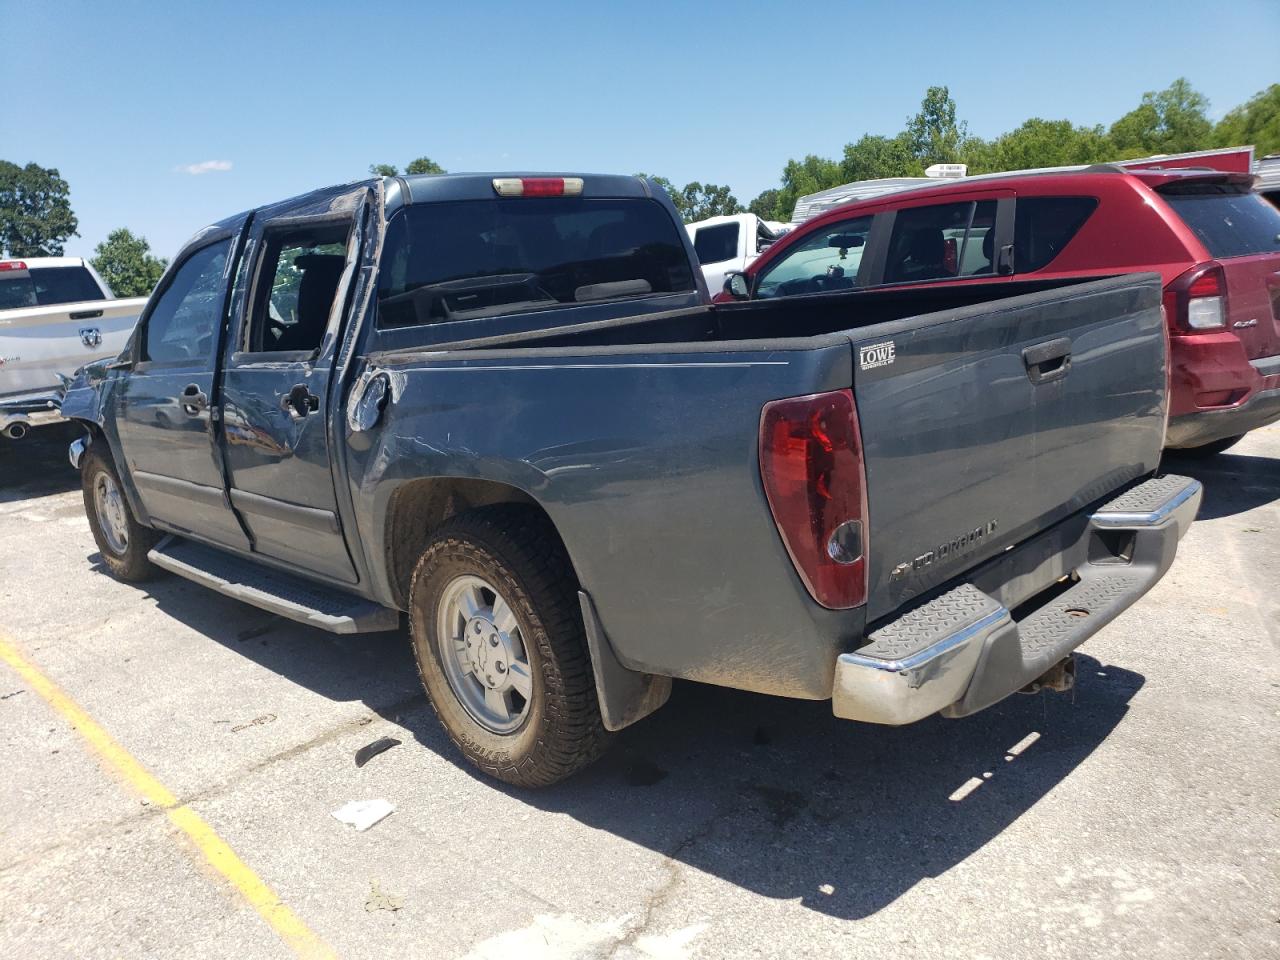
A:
833;474;1202;725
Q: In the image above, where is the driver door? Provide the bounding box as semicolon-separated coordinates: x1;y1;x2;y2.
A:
113;219;250;550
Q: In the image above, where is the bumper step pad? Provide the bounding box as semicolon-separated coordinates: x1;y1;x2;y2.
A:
833;474;1202;725
148;536;400;634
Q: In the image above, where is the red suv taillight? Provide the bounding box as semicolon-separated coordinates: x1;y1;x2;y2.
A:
759;389;868;609
1163;262;1227;333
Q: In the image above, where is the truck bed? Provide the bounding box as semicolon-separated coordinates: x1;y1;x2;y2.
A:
359;273;1167;698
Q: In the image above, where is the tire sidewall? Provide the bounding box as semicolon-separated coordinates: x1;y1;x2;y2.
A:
81;449;153;580
409;535;551;773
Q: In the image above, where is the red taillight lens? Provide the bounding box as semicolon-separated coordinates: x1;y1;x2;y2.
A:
759;389;868;609
491;177;585;197
0;261;28;271
1187;272;1221;298
1164;262;1227;333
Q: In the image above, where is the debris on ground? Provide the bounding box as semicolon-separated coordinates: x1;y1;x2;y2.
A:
354;736;402;768
1;689;24;700
332;799;395;832
364;880;403;913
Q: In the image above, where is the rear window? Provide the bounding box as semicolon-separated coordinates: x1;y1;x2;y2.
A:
1160;182;1280;259
1014;197;1097;273
693;222;739;265
377;198;696;328
0;265;105;309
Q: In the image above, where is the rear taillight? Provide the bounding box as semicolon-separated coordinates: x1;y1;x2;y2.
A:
759;389;868;609
491;177;584;198
1164;262;1227;333
0;261;28;272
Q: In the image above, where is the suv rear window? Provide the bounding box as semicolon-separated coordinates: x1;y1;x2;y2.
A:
0;265;105;310
693;222;739;265
1159;182;1280;259
377;198;696;328
1014;197;1097;273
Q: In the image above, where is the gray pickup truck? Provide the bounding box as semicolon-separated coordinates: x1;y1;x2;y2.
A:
62;173;1201;786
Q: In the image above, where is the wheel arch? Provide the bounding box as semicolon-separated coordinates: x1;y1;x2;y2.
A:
382;475;575;610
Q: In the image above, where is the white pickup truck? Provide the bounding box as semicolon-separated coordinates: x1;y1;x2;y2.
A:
685;213;791;295
0;257;146;439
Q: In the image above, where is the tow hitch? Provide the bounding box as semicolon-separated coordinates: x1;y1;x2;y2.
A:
1019;656;1076;695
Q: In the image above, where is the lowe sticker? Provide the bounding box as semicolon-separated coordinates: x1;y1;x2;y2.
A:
859;341;895;370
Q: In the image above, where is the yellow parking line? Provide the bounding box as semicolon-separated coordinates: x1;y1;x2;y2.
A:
0;633;338;960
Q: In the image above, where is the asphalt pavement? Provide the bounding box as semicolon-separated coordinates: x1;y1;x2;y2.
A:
1;421;1277;959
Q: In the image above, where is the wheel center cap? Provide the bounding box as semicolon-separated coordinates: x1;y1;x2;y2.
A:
464;616;509;688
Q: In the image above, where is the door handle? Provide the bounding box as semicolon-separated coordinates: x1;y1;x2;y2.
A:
283;383;320;420
69;309;104;320
1022;338;1072;385
180;383;208;416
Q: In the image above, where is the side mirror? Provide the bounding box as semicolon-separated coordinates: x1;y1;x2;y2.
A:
723;271;751;300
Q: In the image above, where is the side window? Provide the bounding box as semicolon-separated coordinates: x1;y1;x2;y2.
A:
141;240;231;364
693;222;739;265
1014;197;1097;273
247;223;351;353
883;201;997;284
754;215;873;299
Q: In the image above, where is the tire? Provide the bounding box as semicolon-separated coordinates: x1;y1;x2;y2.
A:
82;446;160;582
1176;434;1245;459
408;506;609;787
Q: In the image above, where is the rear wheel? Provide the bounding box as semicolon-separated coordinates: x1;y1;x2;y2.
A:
82;447;160;582
1177;434;1245;458
408;506;609;787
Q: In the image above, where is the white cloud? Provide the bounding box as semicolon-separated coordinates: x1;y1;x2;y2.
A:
175;160;232;175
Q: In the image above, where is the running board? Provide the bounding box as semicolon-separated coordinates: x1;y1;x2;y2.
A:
148;536;401;634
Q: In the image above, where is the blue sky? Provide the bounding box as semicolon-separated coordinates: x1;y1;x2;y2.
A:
4;0;1277;260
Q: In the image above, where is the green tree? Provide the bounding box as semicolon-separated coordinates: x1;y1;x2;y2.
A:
369;157;448;177
966;118;1112;173
748;188;783;220
771;154;844;222
90;228;168;298
841;133;921;181
675;182;745;221
906;86;967;167
1108;78;1212;156
1214;83;1280;155
404;156;446;175
0;161;79;256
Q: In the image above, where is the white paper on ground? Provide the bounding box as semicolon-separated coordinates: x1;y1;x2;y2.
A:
332;799;395;831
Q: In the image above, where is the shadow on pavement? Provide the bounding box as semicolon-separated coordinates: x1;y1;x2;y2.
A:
132;566;1143;921
0;422;82;500
1161;450;1280;521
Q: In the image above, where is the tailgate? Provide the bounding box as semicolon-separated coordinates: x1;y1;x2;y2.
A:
849;274;1167;621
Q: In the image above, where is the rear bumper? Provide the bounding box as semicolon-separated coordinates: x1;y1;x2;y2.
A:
1165;386;1280;449
1167;346;1280;448
832;474;1201;725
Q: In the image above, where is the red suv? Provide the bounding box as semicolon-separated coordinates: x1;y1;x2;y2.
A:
718;167;1280;454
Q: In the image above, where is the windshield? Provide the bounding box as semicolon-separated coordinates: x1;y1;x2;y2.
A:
0;265;106;310
377;198;695;327
1160;182;1280;259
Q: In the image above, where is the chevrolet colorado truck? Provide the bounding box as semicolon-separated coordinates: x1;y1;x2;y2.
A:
61;173;1200;787
1;257;147;439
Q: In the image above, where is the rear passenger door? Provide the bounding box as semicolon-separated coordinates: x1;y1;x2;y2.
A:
869;191;1013;287
219;187;371;584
